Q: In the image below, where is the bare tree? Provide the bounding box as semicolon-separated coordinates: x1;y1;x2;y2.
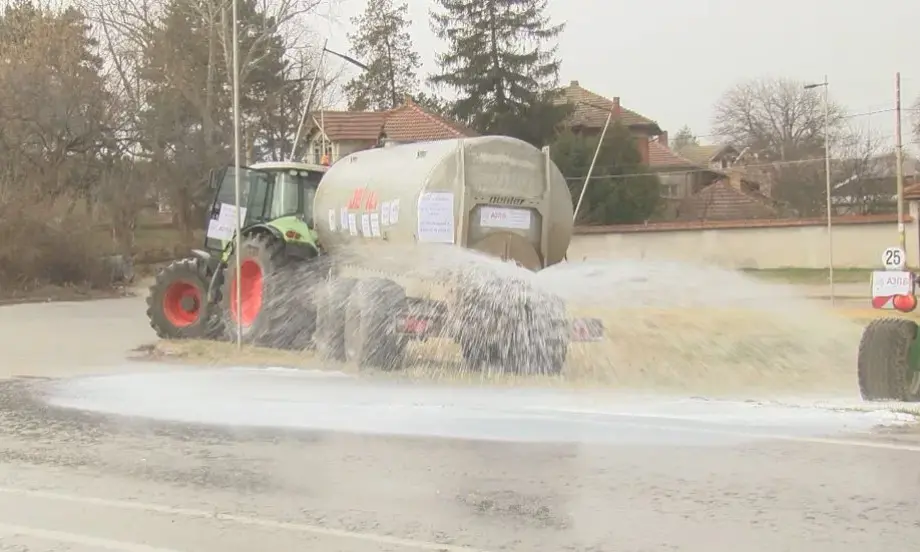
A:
712;77;847;162
766;125;887;217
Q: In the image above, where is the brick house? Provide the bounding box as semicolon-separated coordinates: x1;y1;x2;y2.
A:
302;96;478;164
555;81;662;165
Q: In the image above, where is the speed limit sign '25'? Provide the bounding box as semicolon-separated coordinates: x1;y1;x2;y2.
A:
882;246;907;271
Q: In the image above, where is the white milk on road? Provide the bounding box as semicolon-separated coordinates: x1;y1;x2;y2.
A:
44;366;914;447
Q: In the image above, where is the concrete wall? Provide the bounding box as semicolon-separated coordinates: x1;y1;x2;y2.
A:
568;204;920;269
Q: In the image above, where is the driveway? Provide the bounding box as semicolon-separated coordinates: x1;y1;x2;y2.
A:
0;293;917;551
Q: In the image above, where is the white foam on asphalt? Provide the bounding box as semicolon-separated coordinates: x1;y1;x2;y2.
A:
42;364;915;446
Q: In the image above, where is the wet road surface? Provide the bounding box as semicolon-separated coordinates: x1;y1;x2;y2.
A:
0;295;919;551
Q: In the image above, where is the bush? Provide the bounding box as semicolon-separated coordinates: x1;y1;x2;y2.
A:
0;198;110;292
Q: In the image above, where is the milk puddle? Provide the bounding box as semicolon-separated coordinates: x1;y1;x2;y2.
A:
44;366;913;447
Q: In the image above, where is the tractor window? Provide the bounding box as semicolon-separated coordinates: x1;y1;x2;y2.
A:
247;172;270;222
214;167;251;207
268;173;300;220
267;169;323;227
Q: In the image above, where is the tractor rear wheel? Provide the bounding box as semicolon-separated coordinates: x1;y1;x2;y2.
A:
146;258;221;339
858;317;920;401
220;233;288;346
313;277;356;361
343;279;407;370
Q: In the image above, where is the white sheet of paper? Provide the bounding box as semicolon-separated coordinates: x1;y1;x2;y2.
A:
327;209;336;231
380;201;391;226
370;213;381;237
347;213;357;236
206;203;247;241
417;192;454;243
389;199;400;225
340;208;349;231
361;213;371;236
479;206;532;230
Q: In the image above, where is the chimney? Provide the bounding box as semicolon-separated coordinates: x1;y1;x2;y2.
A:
612;97;621;118
570;80;579;86
659;131;668;148
404;94;413;105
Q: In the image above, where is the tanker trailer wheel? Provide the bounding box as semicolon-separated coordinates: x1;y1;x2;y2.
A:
343;279;408;371
313;277;356;361
220;233;288;346
858;318;920;402
457;278;567;376
146;258;222;340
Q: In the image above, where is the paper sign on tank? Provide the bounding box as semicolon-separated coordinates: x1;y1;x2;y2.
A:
417;192;454;243
327;209;336;232
479;206;532;230
361;213;371;236
347;213;358;236
206;203;247;241
370;213;381;237
389;199;400;224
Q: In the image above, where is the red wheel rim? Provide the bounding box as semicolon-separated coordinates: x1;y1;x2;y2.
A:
230;259;263;327
162;281;202;327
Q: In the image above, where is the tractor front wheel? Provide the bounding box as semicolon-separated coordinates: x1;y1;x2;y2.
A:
146;258;221;339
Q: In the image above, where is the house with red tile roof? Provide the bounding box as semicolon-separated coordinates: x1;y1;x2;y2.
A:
555;80;663;165
302;96;478;164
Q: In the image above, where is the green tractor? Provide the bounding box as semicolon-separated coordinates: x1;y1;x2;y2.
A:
146;161;328;348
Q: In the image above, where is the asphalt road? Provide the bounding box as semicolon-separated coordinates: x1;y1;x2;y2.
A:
0;294;919;551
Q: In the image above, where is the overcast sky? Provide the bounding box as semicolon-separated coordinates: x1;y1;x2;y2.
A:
318;0;920;152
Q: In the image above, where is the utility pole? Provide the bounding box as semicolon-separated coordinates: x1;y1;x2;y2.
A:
805;77;834;306
896;72;906;251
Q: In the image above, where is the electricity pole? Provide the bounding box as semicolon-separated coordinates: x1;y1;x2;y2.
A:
804;77;834;306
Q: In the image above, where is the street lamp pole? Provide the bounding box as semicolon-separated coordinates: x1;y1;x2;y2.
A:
805;76;834;307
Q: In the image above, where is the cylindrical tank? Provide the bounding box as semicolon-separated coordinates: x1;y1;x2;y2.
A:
313;135;574;270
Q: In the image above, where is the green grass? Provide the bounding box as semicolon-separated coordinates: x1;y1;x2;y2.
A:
742;267;877;284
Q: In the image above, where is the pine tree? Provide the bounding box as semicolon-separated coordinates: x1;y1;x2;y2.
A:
428;0;568;145
672;125;698;150
343;0;420;111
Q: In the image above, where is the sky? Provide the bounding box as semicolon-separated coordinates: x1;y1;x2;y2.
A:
317;0;920;153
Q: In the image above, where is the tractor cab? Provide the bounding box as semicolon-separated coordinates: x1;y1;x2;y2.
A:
204;162;328;257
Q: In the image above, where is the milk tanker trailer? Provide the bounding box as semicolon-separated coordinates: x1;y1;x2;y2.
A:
145;135;603;373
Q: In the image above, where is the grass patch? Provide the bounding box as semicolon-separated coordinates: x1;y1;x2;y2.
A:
742;267;875;284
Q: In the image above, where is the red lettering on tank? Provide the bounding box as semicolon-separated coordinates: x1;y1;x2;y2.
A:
347;189;364;209
365;191;378;211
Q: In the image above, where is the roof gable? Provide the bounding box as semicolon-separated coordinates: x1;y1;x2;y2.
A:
677;144;738;166
308;100;478;143
648;140;697;168
677;180;778;221
555;81;661;132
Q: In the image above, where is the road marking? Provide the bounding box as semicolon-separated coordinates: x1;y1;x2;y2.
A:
0;521;185;552
0;486;489;552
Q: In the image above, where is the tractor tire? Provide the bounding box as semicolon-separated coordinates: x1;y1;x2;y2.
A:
858;317;920;401
313;277;356;362
220;233;288;346
146;258;221;340
343;279;408;370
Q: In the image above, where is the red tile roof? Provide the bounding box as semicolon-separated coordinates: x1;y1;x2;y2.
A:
556;81;661;132
309;99;478;143
648;140;697;168
676;180;778;221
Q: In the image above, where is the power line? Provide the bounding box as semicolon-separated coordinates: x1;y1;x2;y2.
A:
565;138;920;181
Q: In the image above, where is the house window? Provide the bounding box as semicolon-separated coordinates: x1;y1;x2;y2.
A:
310;139;333;164
661;183;681;199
